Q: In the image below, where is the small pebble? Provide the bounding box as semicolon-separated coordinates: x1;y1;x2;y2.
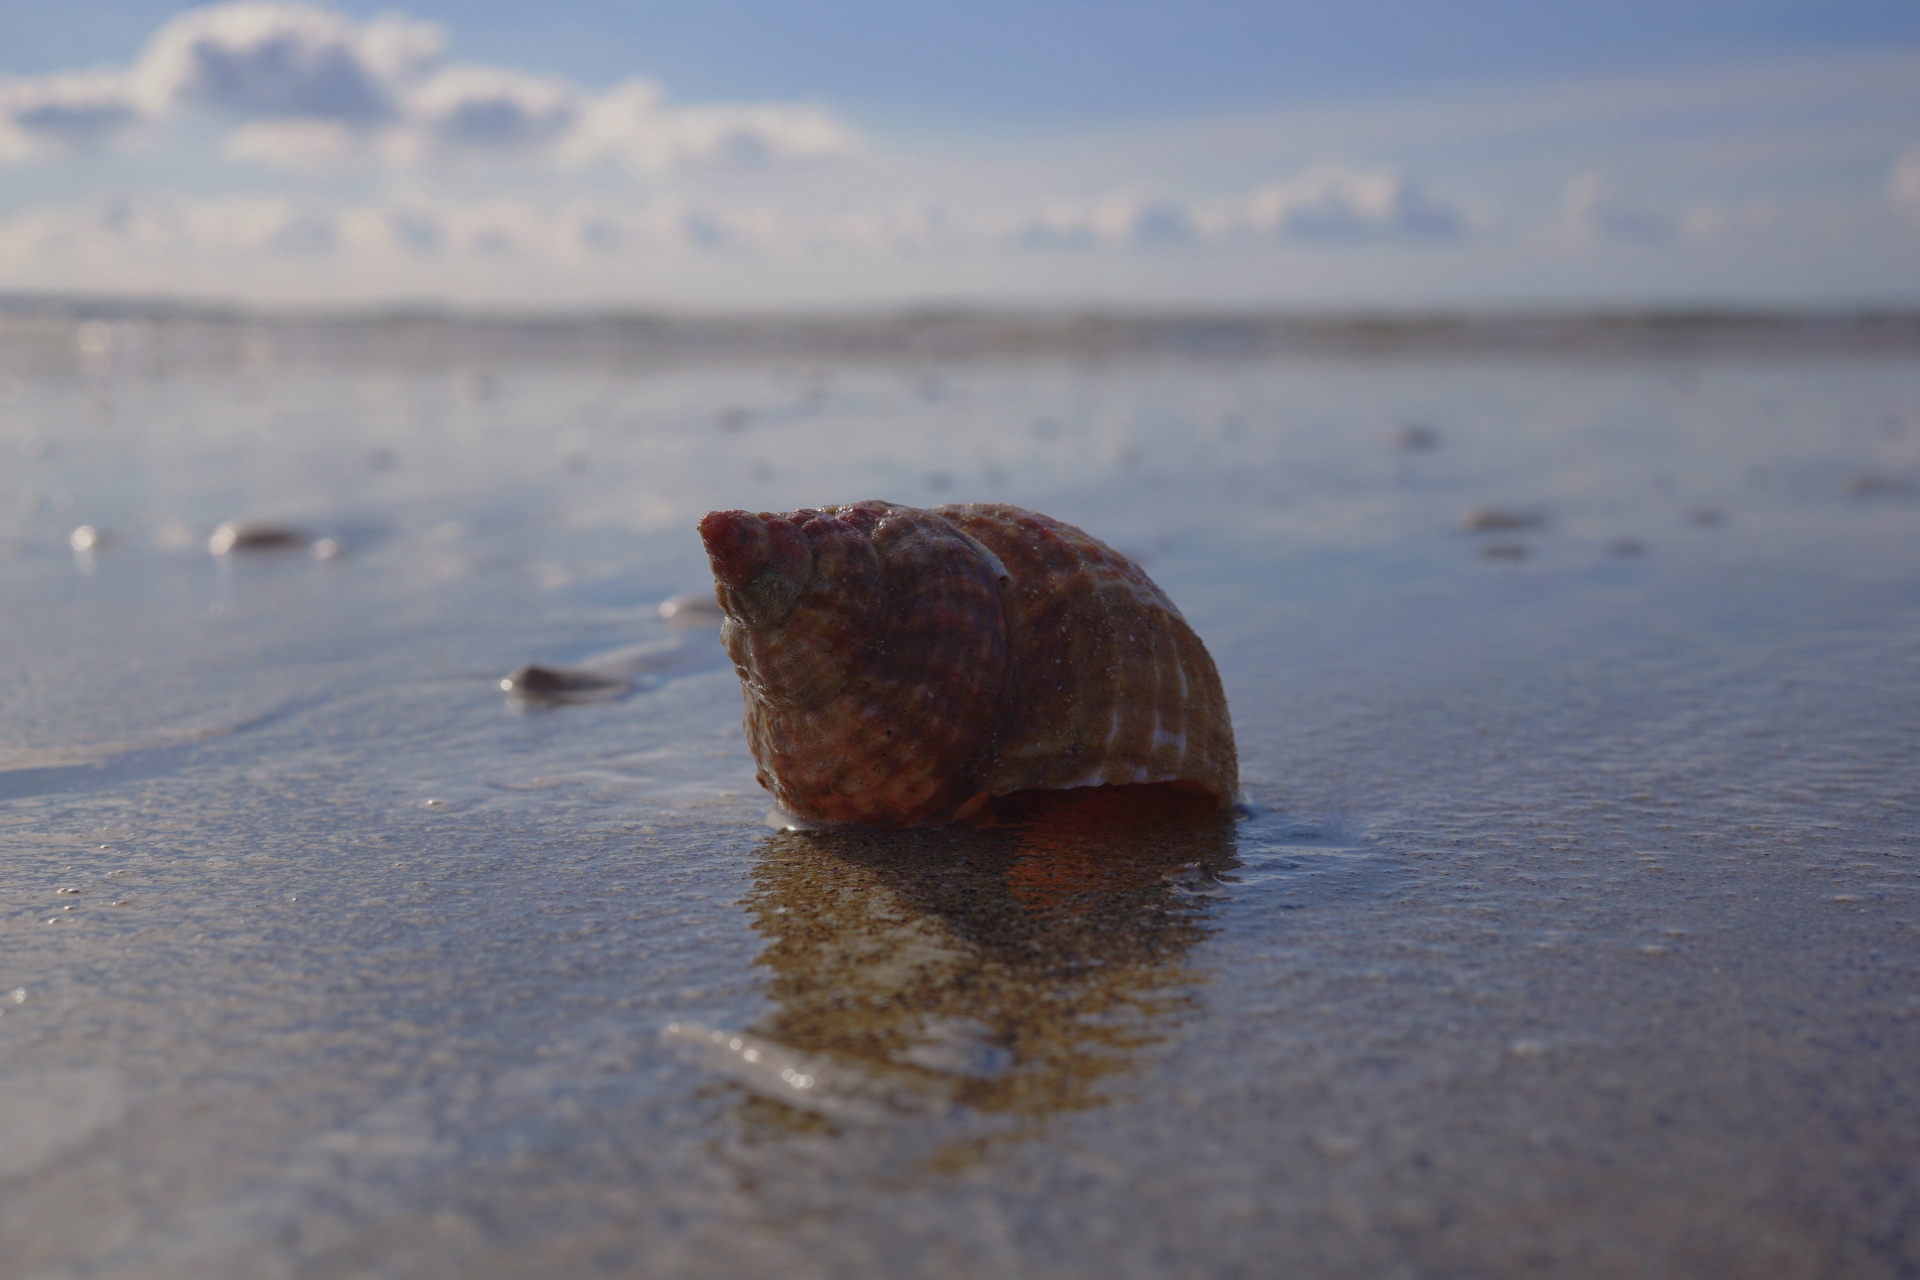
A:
1462;507;1541;532
209;520;308;555
659;592;723;625
310;537;345;560
500;663;629;701
1393;424;1441;451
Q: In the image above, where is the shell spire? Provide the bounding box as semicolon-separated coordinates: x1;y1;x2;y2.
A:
699;501;1236;828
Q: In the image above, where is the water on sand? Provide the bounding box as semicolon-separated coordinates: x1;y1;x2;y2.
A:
2;315;1917;1278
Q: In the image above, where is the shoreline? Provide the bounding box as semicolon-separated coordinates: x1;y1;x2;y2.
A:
4;296;1919;370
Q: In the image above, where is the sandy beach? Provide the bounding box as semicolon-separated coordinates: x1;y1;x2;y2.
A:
2;312;1917;1278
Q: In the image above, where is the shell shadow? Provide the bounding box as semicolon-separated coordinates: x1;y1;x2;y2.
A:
727;786;1240;1159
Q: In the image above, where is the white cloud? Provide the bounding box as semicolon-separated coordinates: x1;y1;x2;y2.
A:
130;3;441;122
0;71;147;157
0;170;1478;287
1010;194;1194;252
1678;199;1782;241
0;189;793;282
1;30;1913;307
1555;178;1804;248
561;79;857;171
219;118;360;168
1557;174;1674;244
405;66;581;154
0;190;312;260
0;1;856;174
1007;169;1471;252
1237;167;1468;241
1893;147;1920;228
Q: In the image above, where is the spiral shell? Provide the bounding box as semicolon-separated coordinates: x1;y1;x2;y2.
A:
699;500;1236;828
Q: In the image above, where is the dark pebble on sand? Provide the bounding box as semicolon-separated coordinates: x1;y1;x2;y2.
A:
500;664;630;702
209;521;309;554
1462;508;1541;532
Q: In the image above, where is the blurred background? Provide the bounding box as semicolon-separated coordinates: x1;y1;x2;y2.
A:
2;0;1918;309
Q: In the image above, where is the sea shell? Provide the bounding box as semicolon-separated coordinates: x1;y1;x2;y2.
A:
699;500;1236;828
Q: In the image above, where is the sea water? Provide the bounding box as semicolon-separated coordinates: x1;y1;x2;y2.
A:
2;314;1917;1278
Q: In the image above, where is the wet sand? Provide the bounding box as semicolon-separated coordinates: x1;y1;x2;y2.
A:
1;314;1917;1277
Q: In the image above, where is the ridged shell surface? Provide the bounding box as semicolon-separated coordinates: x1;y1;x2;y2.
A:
699;500;1236;828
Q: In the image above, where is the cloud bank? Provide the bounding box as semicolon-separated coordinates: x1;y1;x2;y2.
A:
0;2;856;171
0;9;1915;306
0;172;1480;275
1011;169;1472;252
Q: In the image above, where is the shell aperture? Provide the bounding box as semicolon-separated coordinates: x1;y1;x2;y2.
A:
698;501;1237;828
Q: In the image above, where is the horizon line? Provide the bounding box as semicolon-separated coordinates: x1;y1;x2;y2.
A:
5;290;1920;327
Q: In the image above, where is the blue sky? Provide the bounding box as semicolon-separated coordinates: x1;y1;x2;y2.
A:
10;0;1920;128
2;0;1917;307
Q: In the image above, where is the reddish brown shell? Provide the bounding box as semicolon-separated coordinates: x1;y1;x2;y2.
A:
699;500;1237;828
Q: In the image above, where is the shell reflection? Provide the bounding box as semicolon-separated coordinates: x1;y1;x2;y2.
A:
719;786;1239;1161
